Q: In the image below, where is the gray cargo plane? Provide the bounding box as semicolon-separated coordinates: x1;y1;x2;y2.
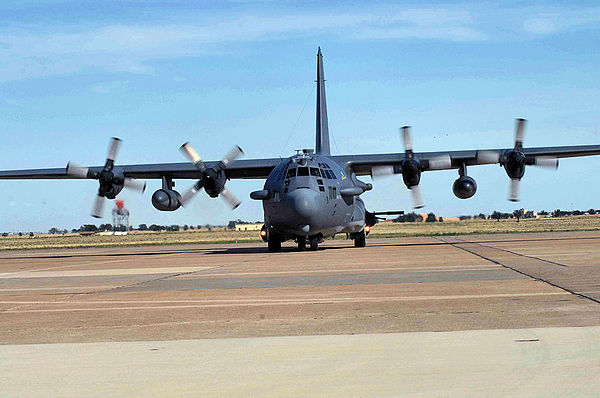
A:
2;48;600;251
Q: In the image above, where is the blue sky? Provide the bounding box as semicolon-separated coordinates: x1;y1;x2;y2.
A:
1;1;600;232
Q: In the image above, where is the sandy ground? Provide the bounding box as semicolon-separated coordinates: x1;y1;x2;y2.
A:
1;231;599;396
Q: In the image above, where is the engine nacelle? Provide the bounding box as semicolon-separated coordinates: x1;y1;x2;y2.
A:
152;189;182;211
453;176;477;199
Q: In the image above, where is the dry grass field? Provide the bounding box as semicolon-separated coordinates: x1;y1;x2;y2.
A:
2;215;600;251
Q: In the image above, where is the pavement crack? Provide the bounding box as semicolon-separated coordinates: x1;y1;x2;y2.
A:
435;237;600;305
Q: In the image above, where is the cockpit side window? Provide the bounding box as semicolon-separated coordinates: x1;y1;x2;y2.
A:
297;167;309;176
310;167;321;177
325;169;335;179
286;168;296;179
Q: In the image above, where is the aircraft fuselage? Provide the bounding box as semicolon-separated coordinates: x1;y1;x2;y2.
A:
262;152;366;240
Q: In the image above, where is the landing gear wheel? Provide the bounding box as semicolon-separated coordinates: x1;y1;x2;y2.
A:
354;229;366;248
309;236;319;251
298;238;306;251
268;232;282;252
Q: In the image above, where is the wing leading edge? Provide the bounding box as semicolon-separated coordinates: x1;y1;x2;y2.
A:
334;145;600;176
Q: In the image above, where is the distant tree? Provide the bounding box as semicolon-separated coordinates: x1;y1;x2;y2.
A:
99;223;113;231
71;228;78;233
183;225;189;231
475;213;487;220
29;232;34;237
539;210;548;216
459;215;472;221
573;210;584;216
18;232;23;236
1;233;8;237
513;209;524;222
167;225;180;232
81;224;98;232
439;217;444;222
198;225;203;230
589;209;597;215
48;227;60;234
491;211;502;221
138;224;148;231
149;224;163;232
227;220;237;229
425;213;437;223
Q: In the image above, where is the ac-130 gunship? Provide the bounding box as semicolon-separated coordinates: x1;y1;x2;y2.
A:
2;48;600;251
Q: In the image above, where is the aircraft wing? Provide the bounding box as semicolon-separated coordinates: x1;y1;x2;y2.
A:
0;158;282;180
333;145;600;176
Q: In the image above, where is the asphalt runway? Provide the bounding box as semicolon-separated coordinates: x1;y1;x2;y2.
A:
1;231;600;396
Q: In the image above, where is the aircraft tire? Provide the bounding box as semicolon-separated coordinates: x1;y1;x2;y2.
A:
268;233;282;252
354;230;366;247
309;236;319;251
298;238;306;251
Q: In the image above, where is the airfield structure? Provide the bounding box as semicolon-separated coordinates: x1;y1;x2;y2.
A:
112;200;130;234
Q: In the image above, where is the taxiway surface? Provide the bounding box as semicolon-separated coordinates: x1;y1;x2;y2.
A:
1;231;599;396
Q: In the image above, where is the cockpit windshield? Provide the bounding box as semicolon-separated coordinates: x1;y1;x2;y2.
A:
285;165;335;179
297;167;309;176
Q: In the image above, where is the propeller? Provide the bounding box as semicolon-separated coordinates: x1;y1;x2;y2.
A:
503;119;558;202
66;137;146;218
371;126;452;209
179;143;244;209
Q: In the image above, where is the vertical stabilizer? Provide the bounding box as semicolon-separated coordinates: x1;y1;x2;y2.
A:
315;47;331;155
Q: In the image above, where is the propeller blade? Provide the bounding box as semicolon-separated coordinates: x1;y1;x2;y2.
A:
427;154;451;170
533;157;559;169
107;137;122;162
91;194;106;218
476;150;500;164
220;188;241;210
508;178;521;202
401;126;413;152
514;118;526;149
409;185;425;209
180;142;205;169
370;166;395;179
221;145;244;167
123;178;147;193
181;182;203;206
66;162;89;178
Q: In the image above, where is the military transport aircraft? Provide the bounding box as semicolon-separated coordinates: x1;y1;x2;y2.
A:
1;48;600;251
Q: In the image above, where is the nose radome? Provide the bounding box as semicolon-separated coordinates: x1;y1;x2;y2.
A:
288;189;320;219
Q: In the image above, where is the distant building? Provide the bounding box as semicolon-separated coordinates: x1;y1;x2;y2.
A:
523;209;539;219
235;223;263;231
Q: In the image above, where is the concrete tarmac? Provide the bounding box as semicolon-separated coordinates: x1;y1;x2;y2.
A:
1;231;599;396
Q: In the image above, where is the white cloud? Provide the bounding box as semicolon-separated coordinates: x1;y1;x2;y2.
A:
1;5;600;82
0;7;485;81
523;7;600;35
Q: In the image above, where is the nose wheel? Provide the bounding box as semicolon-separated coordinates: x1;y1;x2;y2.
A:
353;230;366;247
297;238;306;251
309;236;319;251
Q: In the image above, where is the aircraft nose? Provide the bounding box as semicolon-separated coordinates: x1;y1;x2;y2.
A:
287;188;320;219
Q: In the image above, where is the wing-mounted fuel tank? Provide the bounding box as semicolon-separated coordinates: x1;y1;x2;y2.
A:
152;177;182;211
452;164;477;199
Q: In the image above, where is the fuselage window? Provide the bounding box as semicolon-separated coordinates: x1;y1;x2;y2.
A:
310;167;321;177
297;167;309;176
286;168;296;178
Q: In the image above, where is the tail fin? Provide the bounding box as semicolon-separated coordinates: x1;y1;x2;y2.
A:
315;47;331;155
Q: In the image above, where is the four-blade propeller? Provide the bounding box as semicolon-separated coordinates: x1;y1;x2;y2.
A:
179;143;244;210
67;137;146;218
372;126;451;209
477;119;558;202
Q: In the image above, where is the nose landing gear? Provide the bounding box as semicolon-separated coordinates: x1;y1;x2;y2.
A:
352;229;366;247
